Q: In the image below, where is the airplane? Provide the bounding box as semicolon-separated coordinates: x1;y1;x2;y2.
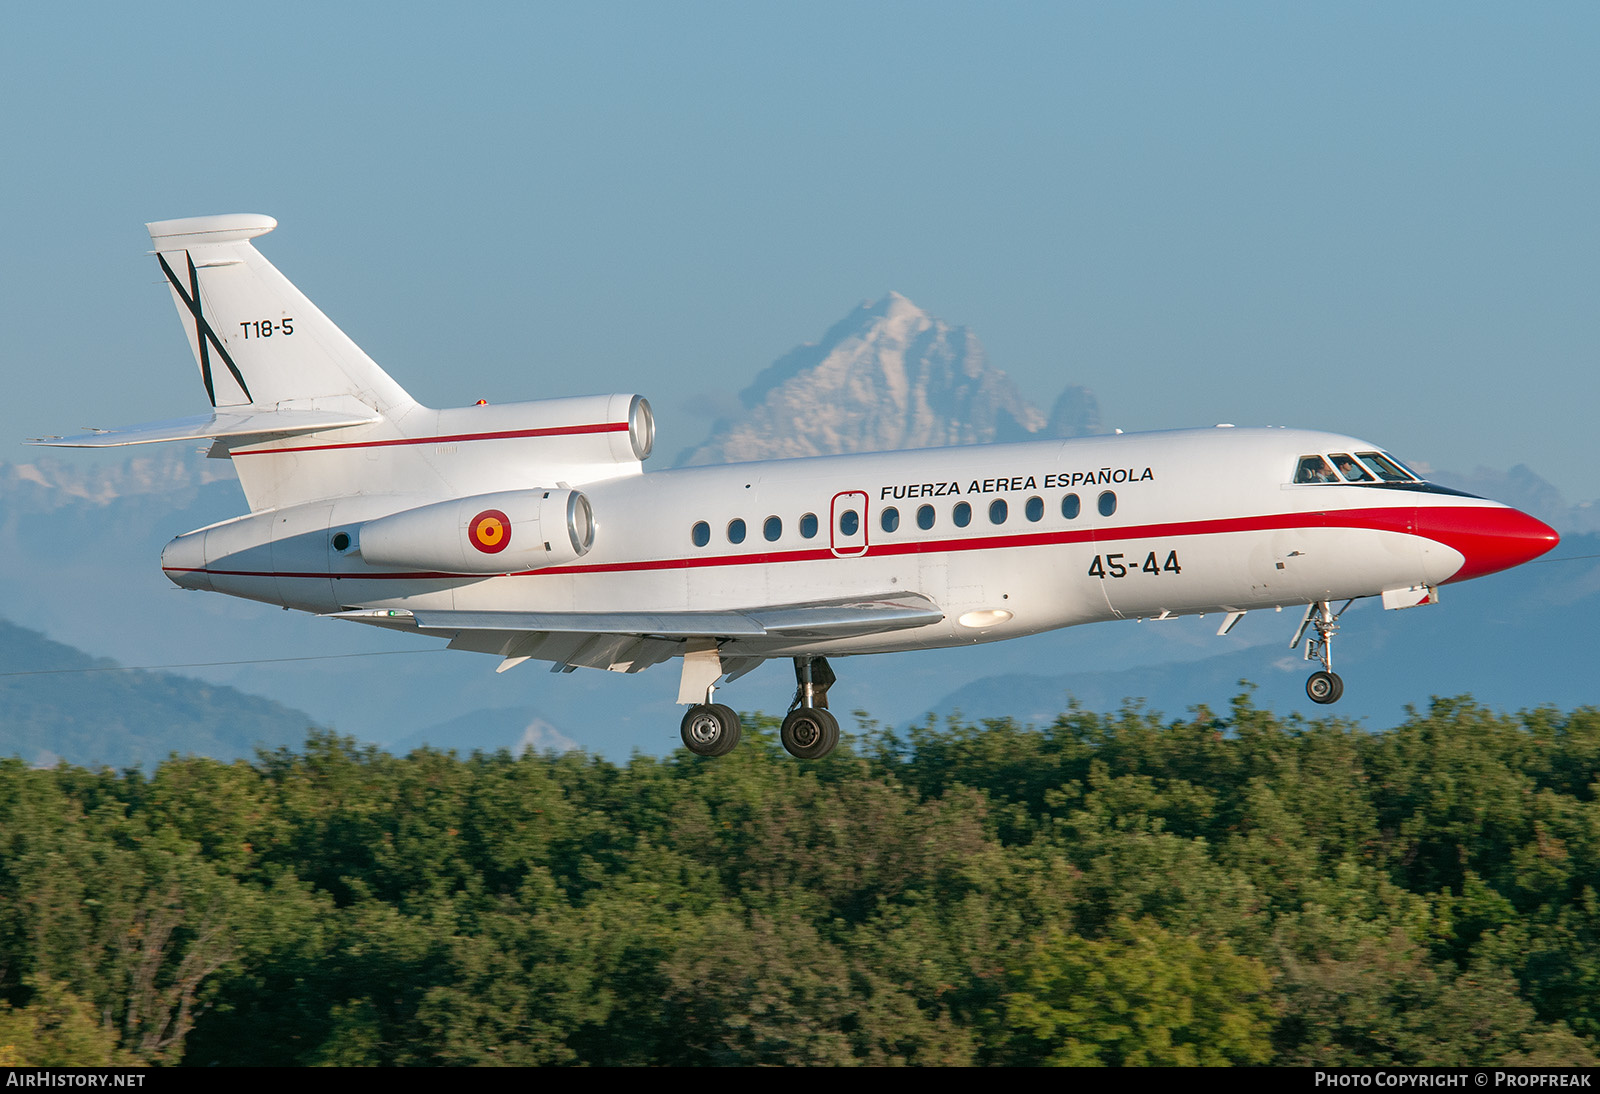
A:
34;214;1561;760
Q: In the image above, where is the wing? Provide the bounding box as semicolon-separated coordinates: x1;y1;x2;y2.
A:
328;593;944;675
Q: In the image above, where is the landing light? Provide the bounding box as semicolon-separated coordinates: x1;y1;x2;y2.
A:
958;609;1013;629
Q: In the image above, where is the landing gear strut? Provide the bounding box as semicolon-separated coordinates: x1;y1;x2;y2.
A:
678;655;841;760
781;656;840;760
1292;599;1349;705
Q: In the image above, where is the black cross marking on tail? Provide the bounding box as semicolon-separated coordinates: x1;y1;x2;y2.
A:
156;251;252;406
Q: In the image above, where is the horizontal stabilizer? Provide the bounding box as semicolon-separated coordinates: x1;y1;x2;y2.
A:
31;405;383;448
330;594;944;642
147;213;278;249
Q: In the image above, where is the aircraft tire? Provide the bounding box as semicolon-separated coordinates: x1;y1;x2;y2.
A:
681;703;742;756
707;704;742;755
781;707;840;760
1306;670;1344;705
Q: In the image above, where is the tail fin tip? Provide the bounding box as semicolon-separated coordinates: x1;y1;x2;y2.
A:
147;214;277;250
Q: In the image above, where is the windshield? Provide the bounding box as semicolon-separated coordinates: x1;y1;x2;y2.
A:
1294;449;1422;485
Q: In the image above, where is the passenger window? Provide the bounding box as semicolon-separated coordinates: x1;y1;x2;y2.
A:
728;518;747;544
1025;496;1044;522
763;516;782;542
799;513;818;539
840;509;859;536
1062;493;1081;519
989;498;1008;524
1295;455;1338;484
953;501;972;527
1356;451;1412;482
1098;491;1117;517
881;507;899;533
1330;453;1373;482
692;521;710;547
917;504;935;530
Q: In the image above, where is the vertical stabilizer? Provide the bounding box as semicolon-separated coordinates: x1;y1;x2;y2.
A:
146;214;415;416
144;215;421;510
40;216;649;516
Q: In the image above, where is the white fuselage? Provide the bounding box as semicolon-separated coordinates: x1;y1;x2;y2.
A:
163;424;1529;663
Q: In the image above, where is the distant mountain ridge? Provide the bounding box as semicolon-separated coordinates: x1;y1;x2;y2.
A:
0;616;316;769
676;292;1103;465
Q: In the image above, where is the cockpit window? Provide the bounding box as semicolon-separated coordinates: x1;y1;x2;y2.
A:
1297;449;1427;486
1356;451;1415;482
1383;452;1423;480
1329;453;1373;482
1295;455;1338;484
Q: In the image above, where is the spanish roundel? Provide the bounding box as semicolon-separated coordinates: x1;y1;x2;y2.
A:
469;509;511;554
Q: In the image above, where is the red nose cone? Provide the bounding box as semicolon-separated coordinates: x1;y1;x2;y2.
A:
1415;506;1560;583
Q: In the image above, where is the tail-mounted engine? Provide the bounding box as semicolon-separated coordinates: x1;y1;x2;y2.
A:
359;488;595;573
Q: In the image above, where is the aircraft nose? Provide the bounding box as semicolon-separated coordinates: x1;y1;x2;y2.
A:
1416;505;1560;584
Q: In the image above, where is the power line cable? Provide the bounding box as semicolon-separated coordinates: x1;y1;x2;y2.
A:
0;647;445;679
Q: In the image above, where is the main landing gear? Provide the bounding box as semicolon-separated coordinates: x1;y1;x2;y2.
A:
781;656;840;760
680;701;741;757
678;655;841;760
1291;599;1350;705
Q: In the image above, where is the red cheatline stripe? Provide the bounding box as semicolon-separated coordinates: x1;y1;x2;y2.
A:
163;504;1435;581
232;421;630;456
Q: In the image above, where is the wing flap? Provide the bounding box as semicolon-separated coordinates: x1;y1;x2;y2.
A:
413;609;771;638
331;593;942;643
745;599;945;637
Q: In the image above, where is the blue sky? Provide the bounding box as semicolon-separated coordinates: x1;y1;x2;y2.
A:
4;2;1597;496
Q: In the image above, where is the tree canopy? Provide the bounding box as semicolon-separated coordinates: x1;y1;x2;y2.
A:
0;693;1596;1066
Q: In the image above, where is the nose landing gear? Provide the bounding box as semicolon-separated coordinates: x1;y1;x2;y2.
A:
1306;669;1343;704
1293;599;1350;705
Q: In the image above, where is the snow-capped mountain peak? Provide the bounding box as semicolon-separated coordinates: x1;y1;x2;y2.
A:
678;293;1100;465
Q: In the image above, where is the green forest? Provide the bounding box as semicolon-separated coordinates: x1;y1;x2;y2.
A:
1;693;1598;1067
